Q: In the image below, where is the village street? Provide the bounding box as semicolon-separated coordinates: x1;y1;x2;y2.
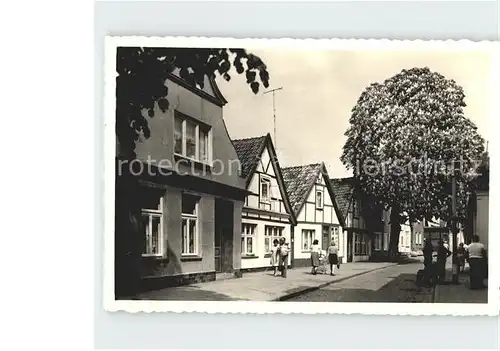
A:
134;256;486;303
288;261;432;303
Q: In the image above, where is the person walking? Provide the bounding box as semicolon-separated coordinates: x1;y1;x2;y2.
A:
278;237;290;278
327;240;339;276
422;239;434;286
457;242;466;273
467;235;487;289
436;239;451;283
270;238;280;276
310;239;321;275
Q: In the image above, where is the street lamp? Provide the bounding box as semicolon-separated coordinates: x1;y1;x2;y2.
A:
451;160;460;285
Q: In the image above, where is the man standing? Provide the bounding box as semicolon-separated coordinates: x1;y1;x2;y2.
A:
467;235;487;289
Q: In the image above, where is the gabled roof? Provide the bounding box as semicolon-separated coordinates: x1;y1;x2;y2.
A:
231;133;297;225
330;177;355;222
282;163;346;227
232;135;268;181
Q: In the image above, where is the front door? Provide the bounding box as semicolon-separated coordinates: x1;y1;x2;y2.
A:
322;225;330;251
347;230;353;262
215;199;234;273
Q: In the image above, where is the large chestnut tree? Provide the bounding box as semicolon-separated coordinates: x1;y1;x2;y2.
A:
341;67;485;256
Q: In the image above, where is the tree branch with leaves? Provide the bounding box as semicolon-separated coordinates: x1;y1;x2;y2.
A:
115;47;270;158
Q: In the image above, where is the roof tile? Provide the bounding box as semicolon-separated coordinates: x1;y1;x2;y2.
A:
232;135;267;180
282;163;323;215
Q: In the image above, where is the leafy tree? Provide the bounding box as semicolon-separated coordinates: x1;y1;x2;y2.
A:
341;67;485;256
116;47;270;158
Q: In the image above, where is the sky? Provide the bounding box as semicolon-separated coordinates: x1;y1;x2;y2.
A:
216;48;494;179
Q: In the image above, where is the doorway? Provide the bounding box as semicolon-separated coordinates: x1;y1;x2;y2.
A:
215;199;234;273
347;231;353;262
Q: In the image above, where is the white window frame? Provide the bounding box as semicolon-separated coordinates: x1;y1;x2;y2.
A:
316;188;324;209
241;223;257;256
181;194;200;256
374;233;383;251
142;196;164;257
383;232;389;251
174;111;213;165
260;176;271;203
301;229;316;252
264;226;284;253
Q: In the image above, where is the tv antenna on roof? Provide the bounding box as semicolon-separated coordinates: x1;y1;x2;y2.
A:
263;87;283;148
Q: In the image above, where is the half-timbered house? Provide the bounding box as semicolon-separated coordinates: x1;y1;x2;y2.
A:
232;134;297;271
281;163;345;267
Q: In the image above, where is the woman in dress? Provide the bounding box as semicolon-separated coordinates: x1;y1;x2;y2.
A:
270;239;280;276
327;240;339;276
310;239;321;275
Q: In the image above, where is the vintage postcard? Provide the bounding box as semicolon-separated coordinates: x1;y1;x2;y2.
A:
103;36;499;315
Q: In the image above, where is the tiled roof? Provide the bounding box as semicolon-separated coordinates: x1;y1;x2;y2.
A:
282;163;323;215
232;135;268;180
330;177;355;221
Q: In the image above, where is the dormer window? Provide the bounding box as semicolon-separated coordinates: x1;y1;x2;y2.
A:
174;111;212;164
316;189;324;209
260;176;271;203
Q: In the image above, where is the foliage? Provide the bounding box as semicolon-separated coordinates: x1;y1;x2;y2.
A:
341;67;485;251
116;47;270;157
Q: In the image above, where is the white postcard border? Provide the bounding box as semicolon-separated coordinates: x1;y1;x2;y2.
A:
103;36;500;315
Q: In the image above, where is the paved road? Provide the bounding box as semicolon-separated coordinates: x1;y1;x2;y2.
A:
288;262;433;303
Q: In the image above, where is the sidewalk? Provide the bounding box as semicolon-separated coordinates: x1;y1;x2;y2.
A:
134;261;397;301
433;261;488;303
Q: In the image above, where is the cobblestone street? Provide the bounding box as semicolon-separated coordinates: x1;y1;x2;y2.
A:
288;262;433;302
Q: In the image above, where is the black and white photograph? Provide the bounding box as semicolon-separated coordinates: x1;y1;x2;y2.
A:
104;37;498;315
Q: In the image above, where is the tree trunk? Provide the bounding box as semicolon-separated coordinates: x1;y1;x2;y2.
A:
388;205;401;259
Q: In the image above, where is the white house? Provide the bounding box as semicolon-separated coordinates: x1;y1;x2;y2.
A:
232;134;297;271
281;163;345;267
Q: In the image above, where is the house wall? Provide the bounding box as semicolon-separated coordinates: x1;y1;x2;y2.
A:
293;172;343;267
245;146;288;215
240;144;294;270
240;218;292;270
293;222;323;267
475;191;489;251
125;77;245;191
141;186;215;279
115;77;247;296
343;197;373;262
399;223;412;254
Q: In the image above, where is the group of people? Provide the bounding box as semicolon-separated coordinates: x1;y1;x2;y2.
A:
422;234;487;289
310;239;340;275
269;237;290;278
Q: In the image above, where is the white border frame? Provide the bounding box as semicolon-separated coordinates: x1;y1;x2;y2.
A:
103;36;500;315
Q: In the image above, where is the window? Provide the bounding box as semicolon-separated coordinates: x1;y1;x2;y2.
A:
174;111;211;164
354;233;361;255
181;193;199;256
141;190;164;257
383;232;389;251
264;226;284;253
316;189;324;209
374;233;383;251
301;229;316;251
355;233;368;255
241;223;257;255
416;232;423;245
260;176;271;203
353;199;360;217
